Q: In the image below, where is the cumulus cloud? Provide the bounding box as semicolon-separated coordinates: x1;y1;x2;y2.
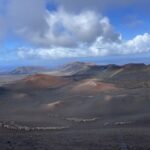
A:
0;0;50;46
18;33;150;59
6;0;49;45
23;9;120;47
18;47;90;59
0;0;150;60
90;33;150;56
0;0;120;47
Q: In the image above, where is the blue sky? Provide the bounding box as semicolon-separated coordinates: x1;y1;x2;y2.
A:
106;7;150;39
0;0;150;67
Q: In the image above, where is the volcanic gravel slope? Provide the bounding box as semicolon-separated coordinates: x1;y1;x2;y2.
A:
0;63;150;150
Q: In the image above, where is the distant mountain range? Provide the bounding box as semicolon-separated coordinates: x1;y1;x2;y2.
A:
10;66;50;75
49;62;149;81
1;62;148;76
3;62;150;91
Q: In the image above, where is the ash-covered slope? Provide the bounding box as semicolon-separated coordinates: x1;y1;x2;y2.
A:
47;62;122;80
107;63;150;88
0;63;150;126
59;62;96;75
47;62;96;76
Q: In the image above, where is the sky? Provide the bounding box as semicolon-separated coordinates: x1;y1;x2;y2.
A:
0;0;150;67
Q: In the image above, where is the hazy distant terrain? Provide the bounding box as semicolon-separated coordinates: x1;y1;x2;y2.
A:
0;62;150;150
0;75;27;86
10;66;50;75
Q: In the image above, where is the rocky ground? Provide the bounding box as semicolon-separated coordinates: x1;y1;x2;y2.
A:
0;126;150;150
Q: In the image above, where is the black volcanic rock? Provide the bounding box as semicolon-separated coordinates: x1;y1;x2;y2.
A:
122;63;146;70
106;64;121;70
0;87;8;95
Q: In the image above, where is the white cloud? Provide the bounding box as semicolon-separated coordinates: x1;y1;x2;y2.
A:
90;33;150;56
19;9;120;47
18;33;150;59
0;0;149;45
18;47;91;59
6;0;49;45
0;0;120;47
0;0;150;60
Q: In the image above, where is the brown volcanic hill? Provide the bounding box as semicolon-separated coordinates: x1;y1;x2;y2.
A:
48;62;149;82
60;62;121;76
122;63;146;70
9;74;71;90
107;63;150;88
106;64;121;70
71;79;118;93
6;63;150;91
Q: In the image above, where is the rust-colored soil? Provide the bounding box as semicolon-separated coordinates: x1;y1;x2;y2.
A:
21;74;70;89
72;79;118;93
